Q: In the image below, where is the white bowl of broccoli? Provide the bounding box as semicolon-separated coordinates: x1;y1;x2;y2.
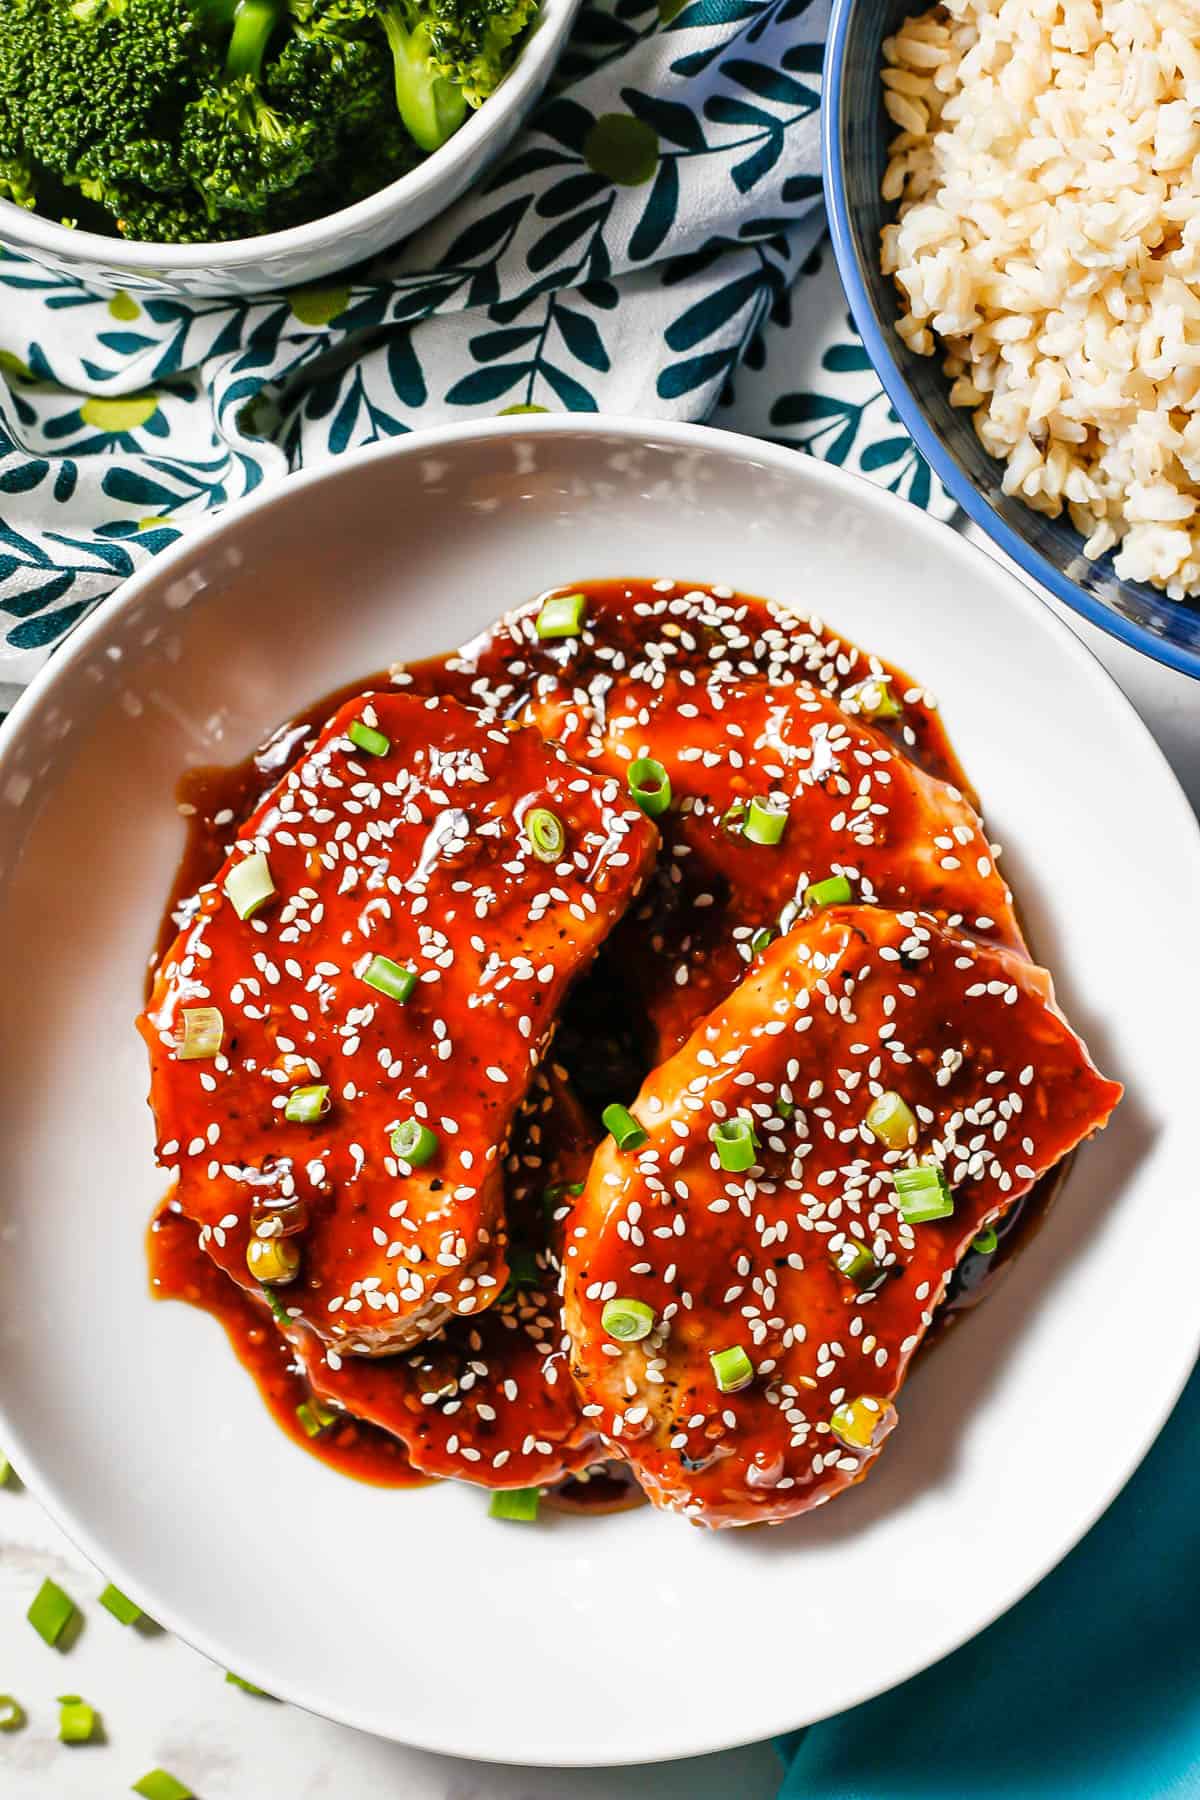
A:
0;0;580;295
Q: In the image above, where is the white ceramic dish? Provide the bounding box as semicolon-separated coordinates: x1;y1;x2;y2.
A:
0;0;578;298
0;418;1196;1767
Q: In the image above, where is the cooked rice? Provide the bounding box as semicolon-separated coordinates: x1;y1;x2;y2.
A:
881;0;1200;599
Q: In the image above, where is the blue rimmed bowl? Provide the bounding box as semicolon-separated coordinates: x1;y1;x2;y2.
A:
822;0;1200;680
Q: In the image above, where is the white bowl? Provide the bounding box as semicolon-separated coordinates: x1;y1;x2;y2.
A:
0;0;578;298
0;418;1196;1765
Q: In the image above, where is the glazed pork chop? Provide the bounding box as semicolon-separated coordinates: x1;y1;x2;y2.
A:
563;906;1121;1527
140;691;657;1355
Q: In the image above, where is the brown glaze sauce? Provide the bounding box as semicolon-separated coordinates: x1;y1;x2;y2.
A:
144;579;1054;1496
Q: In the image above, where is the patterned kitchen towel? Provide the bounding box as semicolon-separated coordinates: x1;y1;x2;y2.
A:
0;0;829;681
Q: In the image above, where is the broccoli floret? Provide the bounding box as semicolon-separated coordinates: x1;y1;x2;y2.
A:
401;0;537;111
378;6;467;154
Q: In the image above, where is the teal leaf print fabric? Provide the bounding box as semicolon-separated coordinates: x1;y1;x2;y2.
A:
0;0;831;677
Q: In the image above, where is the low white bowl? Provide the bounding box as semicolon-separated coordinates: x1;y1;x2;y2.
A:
0;418;1197;1764
0;0;578;298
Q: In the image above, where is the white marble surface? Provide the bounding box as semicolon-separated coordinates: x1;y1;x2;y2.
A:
0;311;1196;1800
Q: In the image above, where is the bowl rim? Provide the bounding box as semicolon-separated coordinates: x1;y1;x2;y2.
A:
0;0;577;273
820;0;1200;684
1;414;1198;1765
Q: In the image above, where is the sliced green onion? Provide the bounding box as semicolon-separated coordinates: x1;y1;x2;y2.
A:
0;1695;25;1732
535;592;587;639
245;1236;300;1284
347;718;390;758
627;756;672;818
892;1163;954;1224
27;1577;75;1647
805;874;853;910
223;851;275;921
58;1694;97;1743
489;1486;540;1522
602;1103;647;1151
744;796;788;846
711;1115;757;1174
391;1117;439;1167
542;1179;585;1217
225;1671;273;1697
526;806;565;862
749;926;775;956
295;1399;337;1438
133;1773;194;1800
830;1395;890;1450
832;1238;885;1291
361;954;416;1003
972;1225;998;1255
721;798;748;834
261;1284;292;1325
601;1297;656;1341
710;1344;755;1394
498;1246;541;1304
865;1090;917;1150
178;1005;223;1061
774;1096;795;1120
284;1084;330;1124
846;676;901;720
99;1583;141;1627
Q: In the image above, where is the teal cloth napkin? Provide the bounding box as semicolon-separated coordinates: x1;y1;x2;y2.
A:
778;1366;1200;1800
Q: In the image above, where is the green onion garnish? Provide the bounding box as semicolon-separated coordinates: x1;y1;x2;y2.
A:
711;1115;757;1173
535;592;587;639
710;1345;755;1393
744;796;788;846
749;927;775;956
296;1399;337;1438
865;1090;917;1150
347;718;390;758
830;1395;886;1450
391;1117;439;1167
602;1103;647;1151
489;1486;541;1522
892;1164;954;1224
526;806;565;862
133;1773;194;1800
27;1577;75;1647
774;1096;795;1120
223;850;275;920
846;676;901;720
0;1695;25;1732
261;1284;291;1325
99;1584;141;1627
177;1005;223;1061
361;954;417;1003
58;1694;97;1743
284;1084;330;1124
833;1239;884;1291
721;798;748;833
245;1237;300;1284
627;756;672;819
542;1179;585;1217
499;1246;541;1304
972;1226;998;1254
225;1671;273;1697
601;1297;657;1341
805;874;853;910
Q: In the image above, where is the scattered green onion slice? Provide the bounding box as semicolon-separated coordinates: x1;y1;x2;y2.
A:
833;1238;884;1291
489;1486;540;1522
602;1103;647;1151
744;796;788;846
749;926;775;956
391;1117;439;1167
627;756;672;819
601;1297;657;1342
261;1284;292;1325
526;806;565;862
711;1115;757;1174
361;954;417;1004
710;1345;755;1394
542;1179;584;1218
830;1395;890;1451
225;1671;273;1697
865;1089;918;1150
347;718;390;758
296;1399;337;1439
805;874;853;910
0;1695;25;1732
721;798;748;834
846;676;901;720
892;1163;954;1224
535;592;587;639
99;1584;141;1627
133;1772;194;1800
178;1005;223;1061
245;1236;300;1285
28;1577;75;1647
284;1083;330;1124
223;850;275;921
972;1226;999;1255
58;1694;97;1743
774;1096;795;1120
499;1246;542;1305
